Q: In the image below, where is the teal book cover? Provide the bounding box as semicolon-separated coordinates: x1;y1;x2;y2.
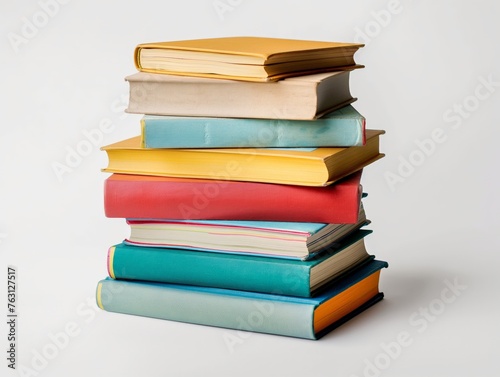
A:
141;105;365;148
109;229;374;297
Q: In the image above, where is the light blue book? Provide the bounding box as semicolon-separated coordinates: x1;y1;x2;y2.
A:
97;259;387;339
124;205;368;260
141;105;366;148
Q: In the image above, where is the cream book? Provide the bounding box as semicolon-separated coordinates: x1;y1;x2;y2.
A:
101;130;384;187
126;70;355;120
134;36;364;82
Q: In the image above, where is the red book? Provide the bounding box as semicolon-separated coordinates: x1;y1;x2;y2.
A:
104;171;363;223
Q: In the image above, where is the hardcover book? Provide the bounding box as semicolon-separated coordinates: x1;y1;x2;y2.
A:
126;70;355;120
141;105;365;148
134;36;363;82
124;205;368;259
97;259;388;339
108;230;374;297
103;171;364;223
101;130;384;186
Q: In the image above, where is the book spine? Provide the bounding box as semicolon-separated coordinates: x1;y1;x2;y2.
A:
96;278;316;339
108;244;312;297
103;173;361;223
142;115;364;148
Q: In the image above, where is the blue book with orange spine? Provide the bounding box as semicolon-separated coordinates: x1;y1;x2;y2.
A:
97;259;387;340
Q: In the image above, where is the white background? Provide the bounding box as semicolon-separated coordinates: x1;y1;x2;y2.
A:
1;1;500;376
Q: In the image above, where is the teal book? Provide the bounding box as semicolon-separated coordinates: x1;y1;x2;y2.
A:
109;230;373;297
97;259;388;340
141;105;365;148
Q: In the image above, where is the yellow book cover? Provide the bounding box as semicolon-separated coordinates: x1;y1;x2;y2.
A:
101;130;384;186
134;36;364;82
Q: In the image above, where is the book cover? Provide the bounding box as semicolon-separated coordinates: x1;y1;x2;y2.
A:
141;105;365;148
103;171;363;223
134;36;364;81
101;130;384;186
97;259;388;339
126;70;355;120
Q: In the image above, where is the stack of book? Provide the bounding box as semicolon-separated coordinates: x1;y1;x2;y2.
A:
96;36;388;340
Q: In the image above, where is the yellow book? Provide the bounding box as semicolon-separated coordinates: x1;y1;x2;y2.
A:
134;36;364;82
101;130;384;186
